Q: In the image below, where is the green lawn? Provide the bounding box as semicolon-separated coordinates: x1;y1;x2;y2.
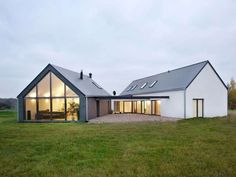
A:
0;111;236;177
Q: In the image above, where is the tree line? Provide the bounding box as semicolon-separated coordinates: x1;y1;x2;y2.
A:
228;78;236;110
0;98;17;110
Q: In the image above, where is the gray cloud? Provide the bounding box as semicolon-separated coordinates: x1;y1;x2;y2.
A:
0;0;235;97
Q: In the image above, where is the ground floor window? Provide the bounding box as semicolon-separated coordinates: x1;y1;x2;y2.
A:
132;101;137;113
25;97;80;121
137;101;141;113
151;100;160;115
141;101;145;114
25;99;36;120
66;98;80;121
124;101;132;113
113;100;160;116
145;101;151;114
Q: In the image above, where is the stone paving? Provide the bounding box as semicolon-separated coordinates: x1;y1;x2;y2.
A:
89;113;182;123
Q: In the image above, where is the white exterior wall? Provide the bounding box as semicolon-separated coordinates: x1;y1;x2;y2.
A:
136;90;185;118
186;63;227;118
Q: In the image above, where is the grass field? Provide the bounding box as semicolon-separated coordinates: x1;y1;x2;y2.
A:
0;110;236;177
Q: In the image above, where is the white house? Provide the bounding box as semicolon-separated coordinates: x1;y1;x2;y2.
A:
114;60;228;118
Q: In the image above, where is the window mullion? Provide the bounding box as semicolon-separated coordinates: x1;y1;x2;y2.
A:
36;85;39;120
50;72;53;120
64;84;67;121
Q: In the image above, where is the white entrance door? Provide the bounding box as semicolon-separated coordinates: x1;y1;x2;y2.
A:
193;99;204;118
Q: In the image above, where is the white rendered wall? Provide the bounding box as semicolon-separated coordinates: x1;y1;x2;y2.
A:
136;90;185;118
186;63;228;118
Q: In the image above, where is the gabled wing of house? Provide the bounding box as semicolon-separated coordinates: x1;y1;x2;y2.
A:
120;60;227;96
17;64;110;98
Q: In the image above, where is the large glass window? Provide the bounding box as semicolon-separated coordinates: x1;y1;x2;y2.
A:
141;101;145;114
38;73;50;97
124;102;132;113
137;101;141;113
52;98;65;112
66;86;77;97
145;101;151;114
26;87;37;97
120;101;124;113
66;98;79;121
156;101;161;115
52;73;64;97
151;101;156;115
24;72;80;121
52;98;65;120
38;98;51;120
114;101;120;113
132;102;137;113
38;99;50;112
151;100;160;115
25;99;36;120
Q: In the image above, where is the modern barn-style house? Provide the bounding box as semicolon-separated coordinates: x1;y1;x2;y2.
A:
17;60;228;122
17;64;111;122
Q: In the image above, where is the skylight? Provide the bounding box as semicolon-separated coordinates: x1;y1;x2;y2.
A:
140;82;147;89
130;85;137;91
127;86;133;91
92;82;102;89
149;80;158;88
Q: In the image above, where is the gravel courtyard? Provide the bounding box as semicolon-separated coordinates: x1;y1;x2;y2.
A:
89;114;181;123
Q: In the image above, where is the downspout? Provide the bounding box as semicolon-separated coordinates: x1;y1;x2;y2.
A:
184;89;186;119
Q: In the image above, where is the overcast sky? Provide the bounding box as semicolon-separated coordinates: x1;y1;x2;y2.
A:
0;0;236;98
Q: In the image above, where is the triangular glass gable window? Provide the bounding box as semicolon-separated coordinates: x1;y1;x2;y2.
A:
26;87;36;97
51;73;65;97
38;73;50;97
66;86;77;97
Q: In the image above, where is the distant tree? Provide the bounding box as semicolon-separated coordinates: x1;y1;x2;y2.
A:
0;102;11;110
228;78;236;109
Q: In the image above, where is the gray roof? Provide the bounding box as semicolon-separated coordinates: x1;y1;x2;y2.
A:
120;61;209;95
51;64;110;97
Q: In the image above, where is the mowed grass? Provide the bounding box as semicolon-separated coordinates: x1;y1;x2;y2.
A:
0;111;236;177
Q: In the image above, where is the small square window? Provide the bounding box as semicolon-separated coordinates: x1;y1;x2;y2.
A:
92;82;102;89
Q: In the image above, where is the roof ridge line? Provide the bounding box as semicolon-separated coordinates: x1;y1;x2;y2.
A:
51;64;89;77
132;60;209;82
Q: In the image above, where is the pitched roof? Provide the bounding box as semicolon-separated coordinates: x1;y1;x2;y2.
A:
120;60;210;95
51;64;110;97
17;64;110;98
